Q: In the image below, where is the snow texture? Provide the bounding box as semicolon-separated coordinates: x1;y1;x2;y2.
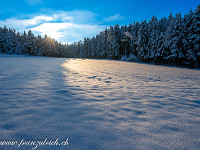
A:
0;54;200;150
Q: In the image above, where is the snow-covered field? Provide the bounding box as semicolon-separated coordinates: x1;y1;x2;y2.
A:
0;54;200;150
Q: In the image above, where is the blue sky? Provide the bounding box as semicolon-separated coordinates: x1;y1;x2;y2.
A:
0;0;199;44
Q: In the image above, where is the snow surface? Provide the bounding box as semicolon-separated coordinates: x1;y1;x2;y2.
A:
0;54;200;150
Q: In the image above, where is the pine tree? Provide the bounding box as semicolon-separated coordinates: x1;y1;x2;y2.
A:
27;30;37;55
163;13;176;61
100;30;108;58
96;34;102;58
20;30;28;54
90;37;96;57
137;20;149;61
0;27;3;53
14;31;23;55
186;5;200;67
148;16;159;61
129;22;140;58
166;13;185;65
36;35;44;56
155;32;165;63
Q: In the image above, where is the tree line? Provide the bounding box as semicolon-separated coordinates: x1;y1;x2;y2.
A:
0;5;200;68
0;28;76;57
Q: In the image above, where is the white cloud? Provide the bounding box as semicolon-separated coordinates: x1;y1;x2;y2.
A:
31;22;107;44
104;14;124;22
0;10;108;44
64;10;98;24
23;15;54;26
62;16;74;22
30;23;71;40
0;15;53;30
41;10;98;24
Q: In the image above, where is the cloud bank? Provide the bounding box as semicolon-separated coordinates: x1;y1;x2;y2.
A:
0;10;122;44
